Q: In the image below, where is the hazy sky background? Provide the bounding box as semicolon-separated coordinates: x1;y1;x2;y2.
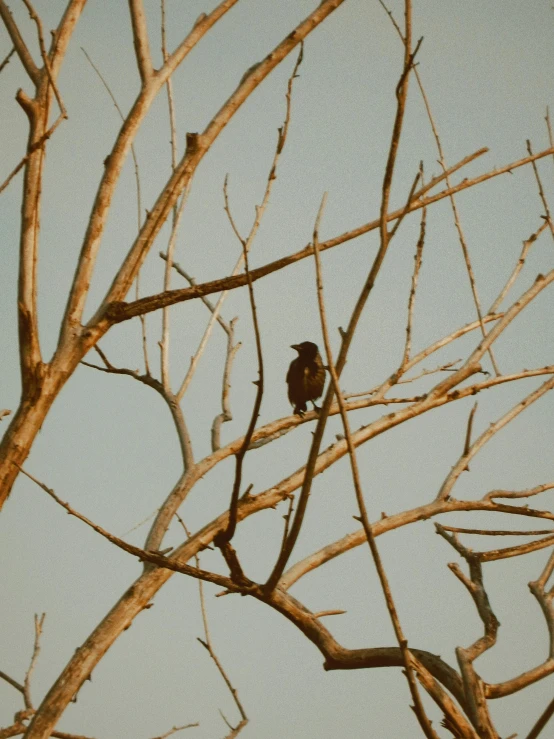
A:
2;1;554;737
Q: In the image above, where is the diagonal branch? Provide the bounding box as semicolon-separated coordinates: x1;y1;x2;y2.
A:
436;373;554;501
103;145;554;326
527;139;554;242
217;214;264;544
0;44;15;73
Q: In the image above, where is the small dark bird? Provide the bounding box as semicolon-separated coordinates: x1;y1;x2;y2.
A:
286;341;326;416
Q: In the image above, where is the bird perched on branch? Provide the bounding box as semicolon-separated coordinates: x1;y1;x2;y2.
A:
286;341;326;416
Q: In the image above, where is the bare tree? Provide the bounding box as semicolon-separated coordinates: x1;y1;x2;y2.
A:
1;1;554;737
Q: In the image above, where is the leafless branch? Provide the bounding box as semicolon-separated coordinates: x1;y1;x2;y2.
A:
212;320;240;452
383;5;500;377
0;45;15;73
527;139;554;242
401;199;425;369
217;206;264;545
441;526;554;536
81;347;194;471
129;0;153;84
280;493;554;592
0;670;24;694
526;694;554;739
462;402;478;466
414;659;480;739
488;221;549;314
158;0;187;389
160;187;190;391
484;482;554;501
22;0;67;122
529;549;554;658
18;465;239;591
22;613;45;710
105;141;554;326
546;107;554;181
436;374;554;500
477;534;554;562
175;516;247;735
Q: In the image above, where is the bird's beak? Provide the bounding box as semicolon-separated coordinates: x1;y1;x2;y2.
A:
290;344;301;351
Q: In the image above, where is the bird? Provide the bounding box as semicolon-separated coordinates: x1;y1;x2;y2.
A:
286;341;326;416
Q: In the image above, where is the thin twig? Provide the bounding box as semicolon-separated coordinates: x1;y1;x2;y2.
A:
529;548;554;659
477;534;554;562
526;694;554;739
401;197;425;369
0;45;15;73
212;319;240;452
527;139;554;242
0;670;25;694
23;613;45;710
379;0;502;377
22;0;68;123
160;255;233;334
217;216;264;545
161;187;191;391
441;526;554;536
462;402;478;468
81;347;194;471
191;531;248;736
484;482;554;501
80;46;149;374
18;465;239;590
545;107;554;183
488;221;548;314
159;0;186;391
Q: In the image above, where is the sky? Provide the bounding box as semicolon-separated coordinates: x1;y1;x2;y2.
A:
1;1;554;737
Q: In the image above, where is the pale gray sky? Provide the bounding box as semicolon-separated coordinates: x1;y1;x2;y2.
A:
1;1;554;737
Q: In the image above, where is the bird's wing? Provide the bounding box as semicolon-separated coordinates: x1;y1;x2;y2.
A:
286;361;295;384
